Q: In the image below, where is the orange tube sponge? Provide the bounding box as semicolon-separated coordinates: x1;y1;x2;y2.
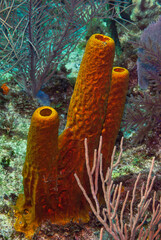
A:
56;34;115;222
66;34;115;135
14;106;59;237
101;67;129;169
14;34;129;237
59;34;115;166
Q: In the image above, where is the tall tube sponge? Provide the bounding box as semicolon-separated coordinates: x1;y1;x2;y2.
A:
57;34;115;223
14;106;59;237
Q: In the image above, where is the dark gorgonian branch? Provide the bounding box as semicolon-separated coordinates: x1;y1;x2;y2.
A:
0;0;133;97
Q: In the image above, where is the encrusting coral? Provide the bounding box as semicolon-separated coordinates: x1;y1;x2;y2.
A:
14;34;129;238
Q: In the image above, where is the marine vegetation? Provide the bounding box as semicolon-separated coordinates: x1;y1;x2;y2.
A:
0;0;131;98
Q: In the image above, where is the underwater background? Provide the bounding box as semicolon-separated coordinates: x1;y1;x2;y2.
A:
0;0;161;239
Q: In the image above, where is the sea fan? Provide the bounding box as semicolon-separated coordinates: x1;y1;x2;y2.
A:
137;16;161;90
123;16;161;154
